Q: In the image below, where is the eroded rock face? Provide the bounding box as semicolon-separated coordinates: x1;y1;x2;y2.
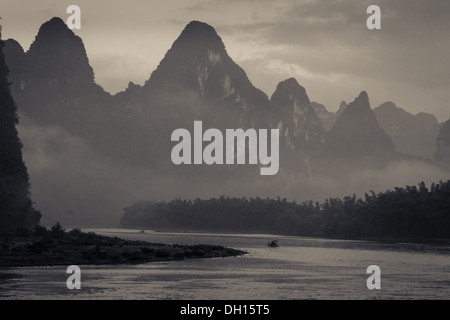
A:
4;18;109;127
140;20;271;127
271;78;324;153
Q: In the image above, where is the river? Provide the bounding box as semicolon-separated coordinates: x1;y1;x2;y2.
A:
1;228;450;300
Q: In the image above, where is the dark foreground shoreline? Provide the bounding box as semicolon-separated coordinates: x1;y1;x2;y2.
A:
0;225;246;268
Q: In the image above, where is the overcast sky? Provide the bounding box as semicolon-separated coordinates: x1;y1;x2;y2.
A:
2;0;450;121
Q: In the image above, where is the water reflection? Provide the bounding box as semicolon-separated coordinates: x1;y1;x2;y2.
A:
1;229;450;300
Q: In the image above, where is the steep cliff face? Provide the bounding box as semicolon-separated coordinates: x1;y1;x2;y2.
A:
0;34;40;232
146;21;270;107
271;78;324;152
4;18;125;162
124;20;272;132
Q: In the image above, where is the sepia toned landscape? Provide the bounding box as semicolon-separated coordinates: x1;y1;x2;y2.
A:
1;1;450;301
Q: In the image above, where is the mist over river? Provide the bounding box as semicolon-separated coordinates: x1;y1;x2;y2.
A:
1;229;450;300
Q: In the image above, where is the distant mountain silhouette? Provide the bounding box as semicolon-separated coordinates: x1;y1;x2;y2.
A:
435;119;450;164
323;91;395;158
310;102;334;131
8;18;440;171
336;101;348;117
5;18;112;127
113;21;324;173
146;21;271;116
374;102;440;159
3;17;448;226
112;20;277;173
310;100;347;132
4;18;139;163
119;21;271;129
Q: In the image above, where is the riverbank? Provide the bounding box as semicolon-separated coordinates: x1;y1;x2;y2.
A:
0;224;246;268
3;231;450;300
116;226;450;246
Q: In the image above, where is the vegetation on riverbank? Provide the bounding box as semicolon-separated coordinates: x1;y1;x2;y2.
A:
121;180;450;240
0;223;245;268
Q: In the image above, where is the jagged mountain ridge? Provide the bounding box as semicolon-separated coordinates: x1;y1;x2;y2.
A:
117;21;272;129
3;17;332;184
374;102;441;159
310;100;348;132
4;17;443;169
145;21;270;109
3;18;139;163
5;18;113;126
103;20;325;167
4;17;449;227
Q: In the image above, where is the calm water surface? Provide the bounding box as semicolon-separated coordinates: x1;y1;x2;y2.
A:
1;228;450;300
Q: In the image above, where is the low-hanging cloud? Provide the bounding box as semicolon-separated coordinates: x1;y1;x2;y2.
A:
17;115;450;228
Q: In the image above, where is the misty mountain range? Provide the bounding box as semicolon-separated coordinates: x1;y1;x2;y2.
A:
3;17;450;226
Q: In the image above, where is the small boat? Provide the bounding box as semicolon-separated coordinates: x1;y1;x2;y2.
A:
267;240;279;248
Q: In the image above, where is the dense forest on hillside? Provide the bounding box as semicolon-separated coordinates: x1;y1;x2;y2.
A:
121;180;450;239
0;28;41;233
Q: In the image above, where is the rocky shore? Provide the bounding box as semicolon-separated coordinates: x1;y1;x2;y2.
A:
0;224;246;268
